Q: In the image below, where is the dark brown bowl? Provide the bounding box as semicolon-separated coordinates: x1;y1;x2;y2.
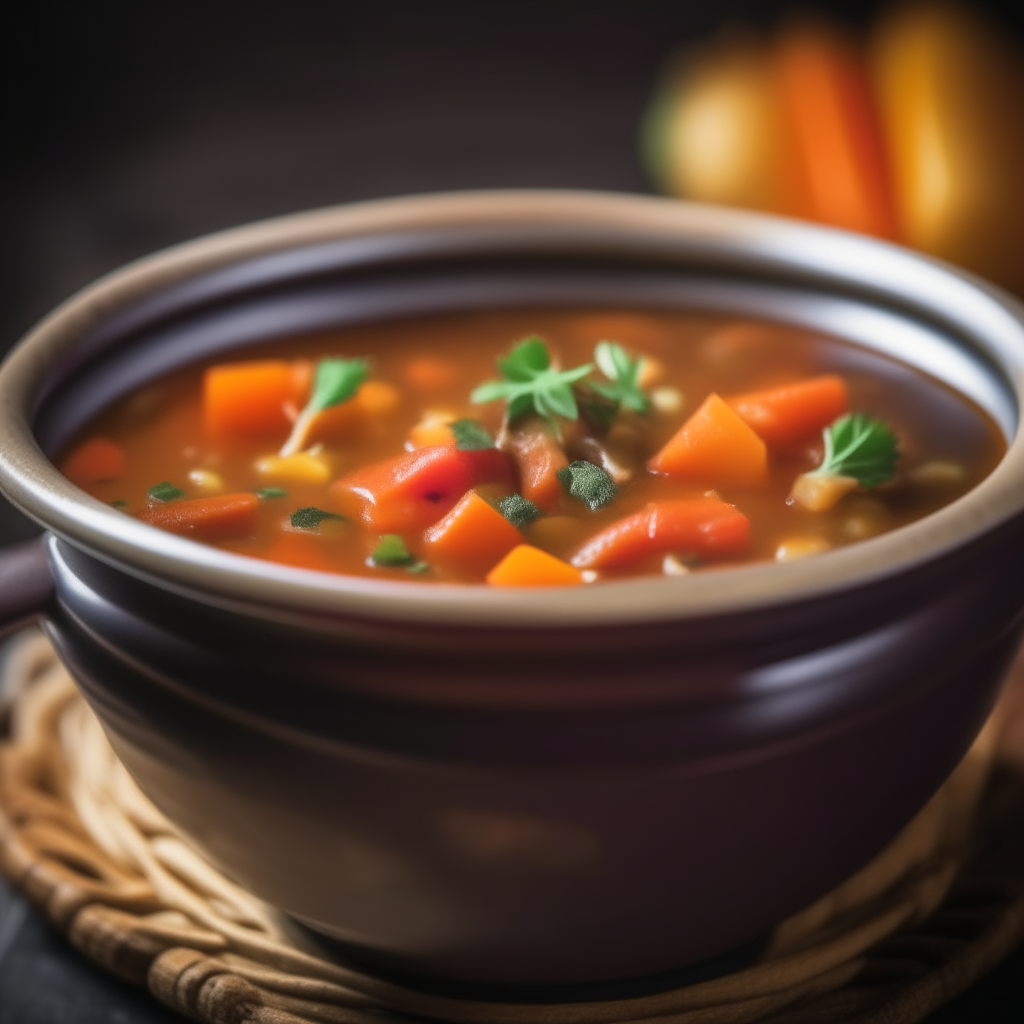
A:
1;192;1023;989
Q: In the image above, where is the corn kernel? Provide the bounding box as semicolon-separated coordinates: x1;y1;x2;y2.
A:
638;356;666;388
789;473;859;511
909;460;966;485
187;468;225;493
775;536;830;561
662;553;692;576
651;386;684;414
255;452;331;483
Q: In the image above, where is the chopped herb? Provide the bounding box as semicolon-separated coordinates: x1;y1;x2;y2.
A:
110;499;129;510
369;534;429;573
280;356;369;456
497;493;543;528
290;506;346;530
811;414;899;488
471;336;593;423
590;341;650;414
449;418;495;450
557;460;618;511
147;481;185;503
257;487;288;500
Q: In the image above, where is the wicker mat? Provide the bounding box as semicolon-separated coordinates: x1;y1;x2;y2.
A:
1;632;1024;1024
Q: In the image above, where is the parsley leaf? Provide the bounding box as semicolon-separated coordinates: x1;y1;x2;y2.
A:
110;499;129;510
369;534;429;573
257;487;288;500
497;493;543;528
811;414;899;488
449;419;495;451
471;336;593;423
290;506;346;530
557;460;618;511
590;341;650;414
147;481;185;503
280;356;369;456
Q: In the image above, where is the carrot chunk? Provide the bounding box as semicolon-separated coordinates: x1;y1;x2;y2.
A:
648;393;767;487
204;360;310;436
332;443;514;532
139;492;259;541
305;380;402;444
499;418;568;512
571;499;751;570
61;438;126;486
424;490;522;567
727;375;847;446
486;545;584;587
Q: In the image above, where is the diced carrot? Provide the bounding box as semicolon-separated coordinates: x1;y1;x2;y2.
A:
499;419;568;512
306;380;403;443
138;492;259;541
571;499;751;570
403;357;460;390
727;375;848;446
424;490;522;567
649;393;767;487
486;545;584;587
263;532;333;572
332;443;514;532
204;360;310;436
61;438;126;486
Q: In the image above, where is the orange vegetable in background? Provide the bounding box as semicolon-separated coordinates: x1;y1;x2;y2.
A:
499;419;569;512
486;544;583;587
61;437;126;486
138;492;259;541
649;393;767;486
424;490;522;567
306;380;402;443
727;375;847;445
204;360;311;436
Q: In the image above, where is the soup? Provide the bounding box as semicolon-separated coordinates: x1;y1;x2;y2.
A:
58;309;1005;586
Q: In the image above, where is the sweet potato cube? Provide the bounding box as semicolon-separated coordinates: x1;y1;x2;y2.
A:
424;491;522;567
204;360;311;436
486;544;583;587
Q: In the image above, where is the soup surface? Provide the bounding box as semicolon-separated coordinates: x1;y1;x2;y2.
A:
59;309;1006;586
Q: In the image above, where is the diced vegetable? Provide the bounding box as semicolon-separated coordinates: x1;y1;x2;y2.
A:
648;393;767;487
204;360;310;436
486;545;584;587
255;452;331;484
557;460;618;512
408;410;457;449
332;443;515;532
775;536;831;561
571;499;750;570
61;438;126;486
369;534;429;572
789;473;859;511
308;380;402;446
727;375;848;445
498;417;569;512
139;492;259;541
280;358;368;455
188;469;225;493
424;491;522;567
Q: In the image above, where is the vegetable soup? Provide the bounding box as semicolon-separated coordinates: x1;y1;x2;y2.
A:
59;309;1005;586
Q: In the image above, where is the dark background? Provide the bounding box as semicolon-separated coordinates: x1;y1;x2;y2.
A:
2;2;1024;1019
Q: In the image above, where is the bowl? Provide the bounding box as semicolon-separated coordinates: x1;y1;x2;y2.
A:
1;191;1023;989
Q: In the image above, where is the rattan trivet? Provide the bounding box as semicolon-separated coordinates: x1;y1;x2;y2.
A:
1;632;1023;1024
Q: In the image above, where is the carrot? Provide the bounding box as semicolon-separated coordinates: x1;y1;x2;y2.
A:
486;545;583;587
499;418;568;512
726;375;847;445
648;393;767;486
777;23;899;239
571;499;751;570
332;443;515;532
204;360;310;436
138;492;259;541
424;490;522;567
61;437;126;486
403;357;460;390
263;532;333;572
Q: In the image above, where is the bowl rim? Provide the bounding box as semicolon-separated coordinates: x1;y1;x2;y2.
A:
1;189;1023;629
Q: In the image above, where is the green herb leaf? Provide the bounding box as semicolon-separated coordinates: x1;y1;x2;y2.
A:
471;336;593;424
557;460;618;511
575;385;620;433
147;481;185;503
257;487;288;500
811;414;899;488
308;357;369;413
369;534;429;573
449;419;496;451
290;506;346;530
590;341;650;414
110;499;129;510
497;493;543;528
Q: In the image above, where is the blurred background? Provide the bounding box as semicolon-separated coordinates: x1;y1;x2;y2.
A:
2;1;1024;1017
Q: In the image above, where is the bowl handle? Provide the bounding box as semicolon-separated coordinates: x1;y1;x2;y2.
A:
0;537;53;639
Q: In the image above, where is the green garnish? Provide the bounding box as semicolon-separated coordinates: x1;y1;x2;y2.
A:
557;460;618;511
369;534;429;573
257;487;288;500
497;493;543;528
449;418;495;451
290;506;346;530
590;341;650;414
280;356;369;456
471;336;593;423
110;499;128;510
575;386;620;433
811;414;899;488
147;481;185;503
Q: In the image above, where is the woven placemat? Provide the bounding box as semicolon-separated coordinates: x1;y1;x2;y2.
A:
1;632;1023;1024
